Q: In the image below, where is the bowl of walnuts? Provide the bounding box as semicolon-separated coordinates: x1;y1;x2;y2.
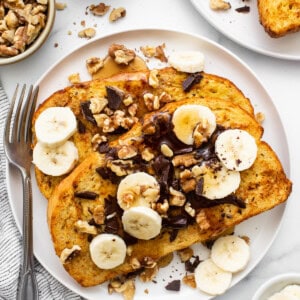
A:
0;0;55;65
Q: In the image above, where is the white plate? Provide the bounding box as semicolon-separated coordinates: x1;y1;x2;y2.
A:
190;0;300;60
7;29;290;300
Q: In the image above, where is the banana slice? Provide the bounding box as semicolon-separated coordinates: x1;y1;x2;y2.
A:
215;129;257;171
168;50;205;73
33;141;78;176
194;258;232;296
211;235;250;273
195;162;240;200
172;104;216;145
117;172;160;210
281;285;300;298
35;107;77;148
89;233;127;270
122;206;162;240
268;292;298;300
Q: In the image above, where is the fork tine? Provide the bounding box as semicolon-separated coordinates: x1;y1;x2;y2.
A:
12;84;26;142
4;84;19;144
19;85;33;143
25;86;39;143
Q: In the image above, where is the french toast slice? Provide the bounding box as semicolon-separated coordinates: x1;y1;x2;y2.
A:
258;0;300;37
33;67;255;200
48;97;291;287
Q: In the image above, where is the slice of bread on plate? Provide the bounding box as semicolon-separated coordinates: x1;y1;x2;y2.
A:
47;97;291;287
33;67;255;200
258;0;300;37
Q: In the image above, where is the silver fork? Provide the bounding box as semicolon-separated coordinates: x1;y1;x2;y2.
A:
4;84;39;300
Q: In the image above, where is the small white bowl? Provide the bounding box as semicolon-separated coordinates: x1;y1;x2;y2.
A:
253;273;300;300
0;0;55;65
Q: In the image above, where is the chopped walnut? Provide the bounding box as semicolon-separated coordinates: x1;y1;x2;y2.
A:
140;45;156;58
89;97;108;114
78;28;96;39
154;43;168;62
159;92;173;103
148;69;159;88
160;143;173;158
141;147;155;161
109;7;126;22
177;247;194;262
143;93;160;111
156;199;169;216
89;3;110;16
127;103;138;117
123;96;134;106
184;202;196;217
141;256;157;268
169;187;186;206
180;178;196;193
108;44;136;65
93;205;105;225
129;257;141;269
139;265;159;282
108;159;134;176
74;220;97;234
60;245;81;264
117;145;138;159
172;153;199;167
86;57;104;75
91;133;107;151
108;278;135;300
55;2;67;10
182;274;196;289
255;112;265;124
68;73;81;84
210;0;231;10
196;210;211;230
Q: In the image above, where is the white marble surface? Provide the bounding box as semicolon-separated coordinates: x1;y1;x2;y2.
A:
1;1;300;299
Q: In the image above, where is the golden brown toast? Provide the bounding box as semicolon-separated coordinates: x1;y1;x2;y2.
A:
33;67;255;200
258;0;300;37
48;97;291;287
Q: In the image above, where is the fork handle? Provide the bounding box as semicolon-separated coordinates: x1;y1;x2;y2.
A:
17;171;39;300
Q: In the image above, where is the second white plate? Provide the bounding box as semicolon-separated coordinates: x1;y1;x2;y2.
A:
190;0;300;60
7;29;290;300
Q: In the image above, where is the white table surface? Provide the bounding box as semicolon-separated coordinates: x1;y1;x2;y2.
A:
1;1;299;299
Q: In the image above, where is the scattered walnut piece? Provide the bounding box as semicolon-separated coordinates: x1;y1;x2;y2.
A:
209;0;231;10
86;57;104;75
182;274;196;289
160;143;173;158
108;44;136;65
140;45;156;58
55;2;67;10
154;44;168;62
117;145;138;160
108;278;135;300
89;2;110;16
177;247;194;262
68;73;81;84
91;133;107;151
60;245;81;264
78;27;96;39
109;7;126;22
169;187;186;206
93;204;105;225
255;112;265;124
148;69;159;88
139;265;159;282
89;97;108;114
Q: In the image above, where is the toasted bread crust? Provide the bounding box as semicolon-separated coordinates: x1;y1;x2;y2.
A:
258;0;300;37
48;98;290;287
34;68;254;200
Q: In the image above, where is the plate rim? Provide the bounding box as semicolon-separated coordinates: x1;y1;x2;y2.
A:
6;27;291;299
189;0;300;61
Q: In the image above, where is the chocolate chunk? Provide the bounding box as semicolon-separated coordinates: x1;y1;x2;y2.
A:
235;5;250;13
169;229;179;242
74;191;98;200
77;119;86;133
123;232;138;245
106;86;124;110
152;155;172;194
163;215;188;229
96;166;120;184
105;216;119;234
165;280;181;291
185;256;201;273
182;72;203;92
97;141;109;153
195;177;204;196
80;101;97;125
